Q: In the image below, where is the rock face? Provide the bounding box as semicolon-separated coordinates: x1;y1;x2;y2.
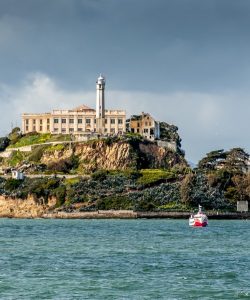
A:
39;140;187;172
0;195;56;218
75;141;132;171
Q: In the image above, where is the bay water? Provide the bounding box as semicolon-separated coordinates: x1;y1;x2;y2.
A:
0;219;249;299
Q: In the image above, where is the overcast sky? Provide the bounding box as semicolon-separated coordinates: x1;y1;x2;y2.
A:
0;0;250;163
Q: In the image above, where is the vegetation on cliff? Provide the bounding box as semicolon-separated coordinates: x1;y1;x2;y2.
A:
0;131;187;174
0;128;249;213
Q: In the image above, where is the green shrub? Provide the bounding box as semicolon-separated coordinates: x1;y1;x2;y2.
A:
64;177;81;186
46;144;65;152
53;185;66;207
137;169;176;186
96;195;133;210
47;159;73;174
158;202;189;211
135;198;156;211
8;133;51;148
91;170;109;181
8;151;26;166
4;178;23;191
28;145;48;162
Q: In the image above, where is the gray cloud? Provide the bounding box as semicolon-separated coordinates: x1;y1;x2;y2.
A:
0;0;249;162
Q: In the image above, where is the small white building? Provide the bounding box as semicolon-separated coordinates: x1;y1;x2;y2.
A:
11;170;25;180
237;201;248;212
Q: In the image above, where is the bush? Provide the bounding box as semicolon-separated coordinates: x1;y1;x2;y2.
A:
53;185;66;207
96;195;133;210
4;178;23;191
8;151;26;167
91;170;109;181
137;169;176;186
8;133;51;148
46;144;65;152
48;159;73;174
28;145;48;162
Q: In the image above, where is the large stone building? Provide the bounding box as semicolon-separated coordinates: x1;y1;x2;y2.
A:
22;75;126;136
127;112;160;141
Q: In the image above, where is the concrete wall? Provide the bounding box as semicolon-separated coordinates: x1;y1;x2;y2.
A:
157;140;177;152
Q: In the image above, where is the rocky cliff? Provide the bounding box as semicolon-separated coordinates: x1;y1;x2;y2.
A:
1;137;187;174
0;195;56;218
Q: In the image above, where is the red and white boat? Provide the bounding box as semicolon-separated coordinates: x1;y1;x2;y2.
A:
189;205;208;227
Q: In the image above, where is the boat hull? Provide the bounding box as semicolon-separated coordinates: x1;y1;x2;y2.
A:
189;215;208;227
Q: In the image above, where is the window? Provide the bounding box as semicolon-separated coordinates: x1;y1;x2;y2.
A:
54;128;58;132
149;122;151;126
78;118;82;124
69;128;74;132
69;119;74;124
54;118;59;124
40;119;43;125
145;122;148;126
144;128;148;133
62;118;66;124
111;128;115;133
33;119;36;125
47;118;50;124
25;119;29;125
104;128;107;132
40;126;42;131
137;122;140;127
105;119;107;124
94;119;96;124
137;129;140;133
118;118;123;124
110;119;115;124
33;126;36;131
26;126;28;131
86;118;91;124
78;128;83;132
62;128;66;133
47;125;50;130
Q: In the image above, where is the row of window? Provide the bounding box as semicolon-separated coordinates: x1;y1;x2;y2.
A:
53;118;123;124
26;125;50;132
25;125;123;133
25;119;50;125
135;121;152;127
53;128;119;133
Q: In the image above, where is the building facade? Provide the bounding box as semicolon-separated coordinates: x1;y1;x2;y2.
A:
127;112;160;141
22;76;126;136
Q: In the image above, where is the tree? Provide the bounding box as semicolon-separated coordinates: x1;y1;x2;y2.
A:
180;173;194;204
8;127;22;145
0;137;10;152
198;149;226;171
225;148;249;174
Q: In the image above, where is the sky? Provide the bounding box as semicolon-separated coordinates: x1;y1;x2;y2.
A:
0;0;250;163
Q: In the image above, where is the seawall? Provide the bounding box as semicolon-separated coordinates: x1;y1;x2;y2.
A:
43;210;250;220
0;196;249;219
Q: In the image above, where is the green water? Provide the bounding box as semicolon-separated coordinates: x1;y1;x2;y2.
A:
0;219;249;299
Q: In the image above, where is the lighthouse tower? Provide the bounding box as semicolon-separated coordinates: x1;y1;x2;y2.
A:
96;74;105;134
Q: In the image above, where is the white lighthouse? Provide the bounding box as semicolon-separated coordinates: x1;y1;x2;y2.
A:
96;74;106;134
